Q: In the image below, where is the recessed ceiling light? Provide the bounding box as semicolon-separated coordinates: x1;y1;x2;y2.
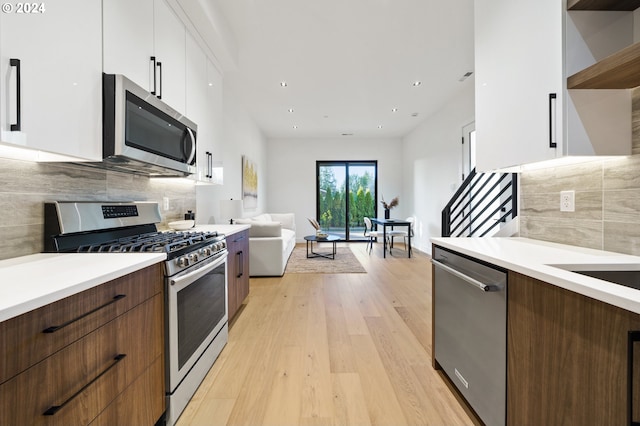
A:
341;133;354;136
391;108;398;112
280;81;288;87
288;108;294;113
412;81;422;87
378;125;383;129
208;82;213;87
293;125;298;129
411;112;419;117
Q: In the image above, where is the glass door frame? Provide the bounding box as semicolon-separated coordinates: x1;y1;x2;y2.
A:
315;160;378;242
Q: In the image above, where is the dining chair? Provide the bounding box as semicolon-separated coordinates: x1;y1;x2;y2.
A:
363;217;385;255
387;216;414;256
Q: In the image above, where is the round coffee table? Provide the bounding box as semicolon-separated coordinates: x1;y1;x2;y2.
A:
304;234;340;259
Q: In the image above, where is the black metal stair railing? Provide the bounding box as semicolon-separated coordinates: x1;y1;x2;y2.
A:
441;168;518;237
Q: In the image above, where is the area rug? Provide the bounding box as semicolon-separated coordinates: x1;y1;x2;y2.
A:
285;246;366;274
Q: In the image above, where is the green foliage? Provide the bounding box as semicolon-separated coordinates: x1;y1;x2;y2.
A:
318;167;375;230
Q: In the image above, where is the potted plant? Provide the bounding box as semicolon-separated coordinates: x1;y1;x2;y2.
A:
381;196;399;219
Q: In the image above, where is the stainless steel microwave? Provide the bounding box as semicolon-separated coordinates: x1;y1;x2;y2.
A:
102;74;197;177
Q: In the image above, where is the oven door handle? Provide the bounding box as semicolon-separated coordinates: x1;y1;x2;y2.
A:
170;251;227;291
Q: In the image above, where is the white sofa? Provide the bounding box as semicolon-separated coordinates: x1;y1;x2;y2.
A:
234;213;296;277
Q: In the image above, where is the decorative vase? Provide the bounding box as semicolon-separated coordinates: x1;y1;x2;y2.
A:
385;209;390;219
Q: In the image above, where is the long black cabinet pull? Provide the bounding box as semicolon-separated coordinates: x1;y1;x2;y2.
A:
150;56;157;95
43;354;126;416
549;93;557;148
157;61;163;99
629;331;640;425
208;152;213;178
42;294;126;333
10;58;21;131
206;151;212;178
237;250;243;278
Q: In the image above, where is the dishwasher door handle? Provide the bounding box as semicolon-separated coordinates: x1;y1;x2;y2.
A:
431;259;498;292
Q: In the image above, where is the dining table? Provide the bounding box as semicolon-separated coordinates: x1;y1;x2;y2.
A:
370;217;412;258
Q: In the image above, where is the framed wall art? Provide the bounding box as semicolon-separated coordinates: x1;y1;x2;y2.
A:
242;155;258;209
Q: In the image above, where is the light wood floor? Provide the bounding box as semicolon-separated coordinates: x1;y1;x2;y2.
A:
177;243;473;426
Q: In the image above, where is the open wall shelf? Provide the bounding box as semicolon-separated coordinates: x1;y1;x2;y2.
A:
568;0;640;10
567;42;640;89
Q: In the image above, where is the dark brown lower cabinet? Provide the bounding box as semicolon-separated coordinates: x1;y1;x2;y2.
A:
508;272;640;425
0;265;165;426
227;229;250;320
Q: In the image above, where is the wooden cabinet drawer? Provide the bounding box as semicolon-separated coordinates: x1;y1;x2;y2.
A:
0;293;163;426
0;264;162;384
89;355;165;426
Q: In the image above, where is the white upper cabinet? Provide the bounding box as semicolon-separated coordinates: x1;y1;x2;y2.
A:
103;0;186;113
185;32;223;183
0;0;102;160
153;0;186;113
474;0;564;171
474;0;632;171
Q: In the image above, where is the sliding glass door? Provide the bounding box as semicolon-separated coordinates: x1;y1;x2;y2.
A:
316;161;377;241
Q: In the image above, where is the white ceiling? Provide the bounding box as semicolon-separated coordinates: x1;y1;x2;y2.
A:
204;0;475;139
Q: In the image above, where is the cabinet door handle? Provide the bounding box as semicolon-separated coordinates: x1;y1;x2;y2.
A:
157;61;163;99
43;354;126;416
42;294;126;333
206;151;212;178
9;58;21;131
629;331;640;425
549;93;557;148
150;56;157;95
209;152;213;178
237;250;243;278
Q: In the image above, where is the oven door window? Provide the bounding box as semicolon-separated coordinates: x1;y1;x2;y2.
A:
176;261;226;369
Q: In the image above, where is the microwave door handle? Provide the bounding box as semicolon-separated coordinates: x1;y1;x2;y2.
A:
186;128;196;165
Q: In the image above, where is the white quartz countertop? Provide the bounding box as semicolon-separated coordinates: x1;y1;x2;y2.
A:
0;253;166;322
431;237;640;314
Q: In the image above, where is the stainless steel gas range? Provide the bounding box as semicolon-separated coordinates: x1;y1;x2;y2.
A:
44;201;228;425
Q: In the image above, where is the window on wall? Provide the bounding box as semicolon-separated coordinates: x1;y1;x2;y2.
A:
316;161;378;241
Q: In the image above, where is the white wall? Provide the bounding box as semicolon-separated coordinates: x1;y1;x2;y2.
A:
402;81;475;253
196;84;268;224
266;137;403;240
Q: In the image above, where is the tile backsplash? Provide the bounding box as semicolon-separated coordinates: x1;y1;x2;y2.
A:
0;158;195;260
520;155;640;255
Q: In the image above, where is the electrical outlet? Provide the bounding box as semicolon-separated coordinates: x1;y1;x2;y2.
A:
560;190;575;212
163;197;170;211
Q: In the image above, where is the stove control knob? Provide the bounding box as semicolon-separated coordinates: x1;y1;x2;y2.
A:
220;241;226;249
202;247;212;256
177;257;189;267
189;253;199;263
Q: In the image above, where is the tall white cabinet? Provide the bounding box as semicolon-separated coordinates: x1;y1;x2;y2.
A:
0;0;103;160
474;0;564;171
103;0;186;114
474;0;632;171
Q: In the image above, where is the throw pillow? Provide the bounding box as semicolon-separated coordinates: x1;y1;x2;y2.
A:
248;221;282;237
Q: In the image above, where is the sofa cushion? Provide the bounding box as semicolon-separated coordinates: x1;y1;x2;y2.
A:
270;213;296;231
251;213;272;222
247;221;282;237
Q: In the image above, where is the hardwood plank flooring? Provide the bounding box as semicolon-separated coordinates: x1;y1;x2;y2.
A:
177;243;473;426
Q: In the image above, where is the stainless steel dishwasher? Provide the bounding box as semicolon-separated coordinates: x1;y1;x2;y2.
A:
432;246;507;426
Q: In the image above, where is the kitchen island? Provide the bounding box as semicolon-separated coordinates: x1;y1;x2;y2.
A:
431;237;640;425
431;236;640;314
